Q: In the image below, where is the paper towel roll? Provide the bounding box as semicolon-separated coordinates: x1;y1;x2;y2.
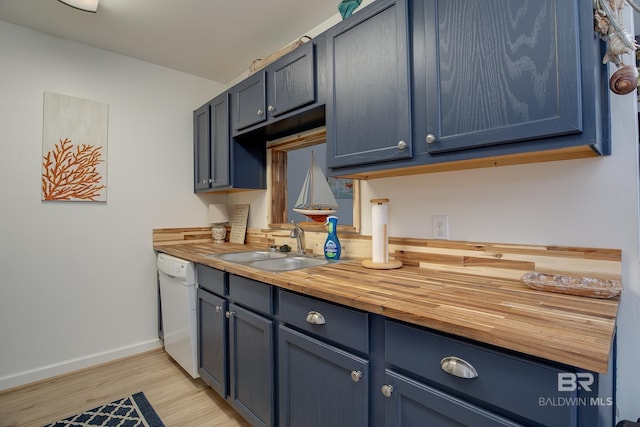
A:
371;203;388;263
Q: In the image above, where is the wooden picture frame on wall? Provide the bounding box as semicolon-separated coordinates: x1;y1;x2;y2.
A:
266;127;360;233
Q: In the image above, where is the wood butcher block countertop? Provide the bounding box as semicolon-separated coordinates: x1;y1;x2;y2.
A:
154;239;620;374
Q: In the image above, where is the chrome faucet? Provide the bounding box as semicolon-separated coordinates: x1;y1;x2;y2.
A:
290;220;305;255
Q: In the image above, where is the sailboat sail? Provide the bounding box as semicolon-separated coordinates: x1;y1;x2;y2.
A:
293;153;338;222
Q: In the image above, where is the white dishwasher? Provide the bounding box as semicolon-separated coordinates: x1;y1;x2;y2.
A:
157;253;199;378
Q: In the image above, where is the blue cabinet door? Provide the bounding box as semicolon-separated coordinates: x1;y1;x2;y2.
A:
268;41;316;118
418;0;582;154
228;303;274;427
194;93;231;192
232;70;267;131
278;326;369;427
210;93;230;188
326;0;412;168
193;102;211;191
384;370;521;427
232;42;318;138
197;288;228;398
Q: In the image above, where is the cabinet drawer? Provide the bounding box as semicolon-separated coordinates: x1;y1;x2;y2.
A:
196;264;225;296
385;320;575;427
279;290;369;354
228;274;273;316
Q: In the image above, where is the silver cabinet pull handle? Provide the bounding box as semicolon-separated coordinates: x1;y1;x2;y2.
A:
426;134;436;144
381;384;393;398
215;306;222;313
440;356;478;379
268;105;275;113
257;108;264;117
397;140;407;150
225;311;235;319
305;311;326;325
350;370;362;382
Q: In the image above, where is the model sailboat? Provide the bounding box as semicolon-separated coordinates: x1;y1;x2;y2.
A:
293;152;338;222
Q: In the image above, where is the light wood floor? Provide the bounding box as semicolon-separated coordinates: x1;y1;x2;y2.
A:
0;349;250;427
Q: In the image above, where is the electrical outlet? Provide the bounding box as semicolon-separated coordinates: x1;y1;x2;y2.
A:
432;215;449;239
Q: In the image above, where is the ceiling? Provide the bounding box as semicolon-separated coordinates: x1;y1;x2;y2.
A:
0;0;342;84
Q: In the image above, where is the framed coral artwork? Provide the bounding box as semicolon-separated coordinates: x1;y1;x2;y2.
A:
42;92;108;202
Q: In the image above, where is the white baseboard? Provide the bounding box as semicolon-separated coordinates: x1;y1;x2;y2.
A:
0;339;163;392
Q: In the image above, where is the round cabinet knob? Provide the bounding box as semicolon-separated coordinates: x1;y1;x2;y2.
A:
208;178;213;183
425;134;436;144
225;311;235;319
201;179;207;184
268;105;275;113
305;311;326;325
350;370;363;382
397;140;407;150
381;384;393;398
215;306;222;313
257;108;264;117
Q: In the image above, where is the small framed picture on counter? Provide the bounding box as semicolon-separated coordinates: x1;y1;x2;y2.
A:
229;204;250;244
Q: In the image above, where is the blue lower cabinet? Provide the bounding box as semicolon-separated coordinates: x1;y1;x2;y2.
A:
197;288;228;397
383;319;614;427
229;303;275;427
383;370;521;427
278;325;369;427
194;267;613;427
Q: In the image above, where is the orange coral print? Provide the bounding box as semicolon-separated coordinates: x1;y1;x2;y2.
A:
42;138;106;201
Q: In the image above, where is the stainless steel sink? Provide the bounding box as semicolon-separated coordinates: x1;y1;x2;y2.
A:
248;256;329;272
204;251;331;272
215;251;287;263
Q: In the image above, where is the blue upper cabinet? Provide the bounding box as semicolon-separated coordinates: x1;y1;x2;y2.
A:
193;92;266;193
269;41;316;118
231;41;323;139
194;93;230;192
327;0;608;178
232;70;267;131
193;102;212;192
420;0;582;154
210;94;231;188
326;0;412;168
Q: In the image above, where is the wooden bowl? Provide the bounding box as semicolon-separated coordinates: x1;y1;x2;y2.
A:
521;271;622;299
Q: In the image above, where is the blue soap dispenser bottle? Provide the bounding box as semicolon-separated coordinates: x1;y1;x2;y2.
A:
324;215;341;260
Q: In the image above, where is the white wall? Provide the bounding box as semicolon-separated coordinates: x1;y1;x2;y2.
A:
0;21;227;390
